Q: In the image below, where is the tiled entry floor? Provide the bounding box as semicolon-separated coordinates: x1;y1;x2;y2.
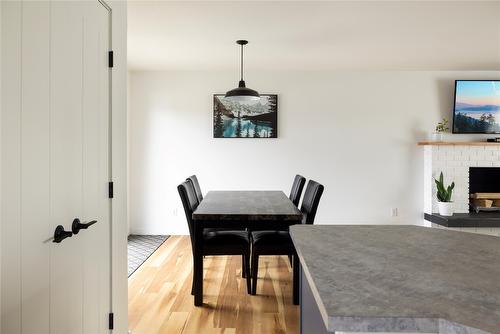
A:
128;235;169;277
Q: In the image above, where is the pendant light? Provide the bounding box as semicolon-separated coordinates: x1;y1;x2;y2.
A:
225;40;260;102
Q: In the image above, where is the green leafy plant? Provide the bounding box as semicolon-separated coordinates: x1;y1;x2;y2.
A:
434;172;455;202
435;118;449;133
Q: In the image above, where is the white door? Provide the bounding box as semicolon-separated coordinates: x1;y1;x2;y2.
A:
1;1;112;333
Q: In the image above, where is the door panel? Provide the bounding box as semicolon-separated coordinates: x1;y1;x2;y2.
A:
21;2;51;333
1;2;22;333
1;1;112;333
50;1;85;332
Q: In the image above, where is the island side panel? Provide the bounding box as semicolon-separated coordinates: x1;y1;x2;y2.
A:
301;268;439;334
301;268;331;334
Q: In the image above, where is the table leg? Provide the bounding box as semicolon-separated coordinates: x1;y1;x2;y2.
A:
193;223;203;306
293;253;300;305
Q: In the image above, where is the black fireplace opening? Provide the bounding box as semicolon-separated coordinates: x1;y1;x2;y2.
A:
469;167;500;212
469;167;500;193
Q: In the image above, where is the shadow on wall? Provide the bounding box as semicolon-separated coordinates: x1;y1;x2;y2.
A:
436;79;456;122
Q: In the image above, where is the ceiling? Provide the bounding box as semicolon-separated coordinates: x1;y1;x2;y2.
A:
128;1;500;71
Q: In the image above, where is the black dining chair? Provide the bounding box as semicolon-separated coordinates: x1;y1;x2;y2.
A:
289;174;306;207
285;174;306;264
186;176;244;233
187;175;203;203
249;174;306;235
250;180;324;295
178;180;252;297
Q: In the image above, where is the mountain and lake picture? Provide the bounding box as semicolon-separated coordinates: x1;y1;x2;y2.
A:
213;94;278;138
454;80;500;133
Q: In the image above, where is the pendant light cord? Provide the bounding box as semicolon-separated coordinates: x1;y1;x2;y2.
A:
240;43;244;81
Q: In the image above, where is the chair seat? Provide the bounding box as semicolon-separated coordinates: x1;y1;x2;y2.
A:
203;230;250;253
205;227;246;233
247;226;289;233
251;230;294;248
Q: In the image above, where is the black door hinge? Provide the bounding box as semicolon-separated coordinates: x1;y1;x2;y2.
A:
108;313;114;330
108;51;114;68
108;182;114;199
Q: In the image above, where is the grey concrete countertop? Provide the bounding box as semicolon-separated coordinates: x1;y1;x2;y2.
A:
290;225;500;334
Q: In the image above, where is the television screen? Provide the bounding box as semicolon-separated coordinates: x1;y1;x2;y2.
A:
453;80;500;133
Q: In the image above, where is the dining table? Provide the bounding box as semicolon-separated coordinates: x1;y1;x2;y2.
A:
192;190;303;306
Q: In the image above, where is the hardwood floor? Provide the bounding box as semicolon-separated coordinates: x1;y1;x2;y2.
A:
128;235;299;334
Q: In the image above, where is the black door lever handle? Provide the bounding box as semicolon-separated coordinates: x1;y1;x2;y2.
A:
72;218;98;234
53;225;73;243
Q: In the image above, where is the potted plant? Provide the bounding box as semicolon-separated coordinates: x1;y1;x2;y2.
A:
432;118;449;141
434;172;455;216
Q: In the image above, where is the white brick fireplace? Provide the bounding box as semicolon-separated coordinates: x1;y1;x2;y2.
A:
422;142;500;215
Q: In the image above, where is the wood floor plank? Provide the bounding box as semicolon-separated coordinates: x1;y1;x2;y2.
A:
128;235;299;334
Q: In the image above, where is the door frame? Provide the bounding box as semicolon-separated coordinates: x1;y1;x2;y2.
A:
93;1;130;332
106;1;128;333
92;0;130;332
98;0;129;332
97;0;115;326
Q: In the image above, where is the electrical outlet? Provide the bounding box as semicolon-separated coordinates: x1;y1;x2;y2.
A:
391;208;398;217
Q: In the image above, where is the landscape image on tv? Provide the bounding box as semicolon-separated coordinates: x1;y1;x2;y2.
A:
453;80;500;133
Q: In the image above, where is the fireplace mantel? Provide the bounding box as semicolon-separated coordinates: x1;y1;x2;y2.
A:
418;141;500;146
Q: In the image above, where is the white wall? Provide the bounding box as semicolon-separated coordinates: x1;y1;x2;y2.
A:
128;70;499;235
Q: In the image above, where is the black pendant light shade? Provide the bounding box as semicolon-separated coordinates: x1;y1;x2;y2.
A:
225;40;260;102
225;80;260;101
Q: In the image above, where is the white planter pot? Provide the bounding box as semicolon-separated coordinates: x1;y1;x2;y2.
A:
431;132;444;142
438;201;454;216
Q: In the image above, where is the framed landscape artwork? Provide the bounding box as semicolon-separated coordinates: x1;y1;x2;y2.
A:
213;94;278;138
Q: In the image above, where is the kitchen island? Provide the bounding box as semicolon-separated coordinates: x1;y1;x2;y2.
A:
289;225;500;334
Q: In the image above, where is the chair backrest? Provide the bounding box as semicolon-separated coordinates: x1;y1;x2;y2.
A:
187;175;203;203
300;180;324;224
178;180;199;248
289;174;306;206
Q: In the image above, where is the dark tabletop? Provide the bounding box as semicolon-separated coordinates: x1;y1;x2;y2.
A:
192;191;302;221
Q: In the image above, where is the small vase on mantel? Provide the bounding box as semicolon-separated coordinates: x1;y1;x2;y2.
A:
431;132;444;142
432;118;449;142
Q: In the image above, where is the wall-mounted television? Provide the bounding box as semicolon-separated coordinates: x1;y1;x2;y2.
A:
453;80;500;134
